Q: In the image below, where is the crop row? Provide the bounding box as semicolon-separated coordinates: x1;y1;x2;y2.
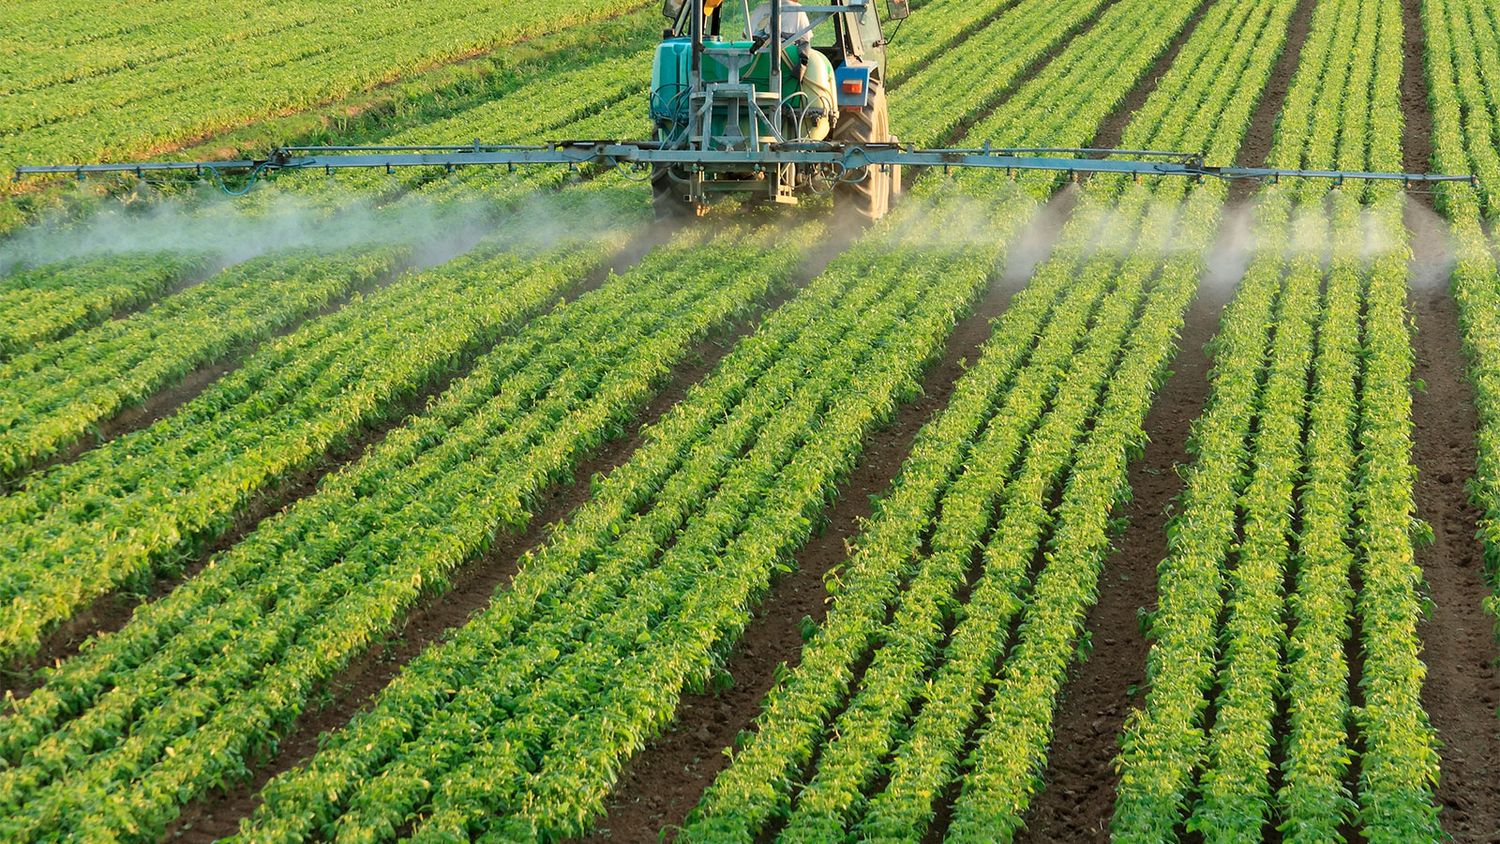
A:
685;200;1131;844
850;201;1165;844
229;192;1023;844
681;0;1290;837
1426;0;1500;645
0;188;644;661
1187;0;1355;822
1;1;651;182
1112;0;1440;837
0;40;660;428
0;0;1026;663
948;4;1301;839
1355;197;1442;840
1276;0;1387;825
1110;0;1354;823
0;9;663;236
0;248;402;480
1423;0;1500;217
0;219;816;842
0;253;205;360
5;0;344;96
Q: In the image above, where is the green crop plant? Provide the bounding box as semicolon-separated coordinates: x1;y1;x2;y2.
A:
0;219;814;843
684;0;1296;837
0;254;206;359
0;1;653;186
1114;0;1441;837
0;248;401;480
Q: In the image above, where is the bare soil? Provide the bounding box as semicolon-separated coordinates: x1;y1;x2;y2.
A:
1408;228;1500;844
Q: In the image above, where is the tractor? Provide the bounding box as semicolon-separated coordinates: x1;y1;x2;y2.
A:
651;0;910;220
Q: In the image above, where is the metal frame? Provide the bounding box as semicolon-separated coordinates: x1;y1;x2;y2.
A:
14;141;1477;188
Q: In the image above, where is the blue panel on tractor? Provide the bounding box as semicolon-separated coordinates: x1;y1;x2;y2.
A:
834;65;872;109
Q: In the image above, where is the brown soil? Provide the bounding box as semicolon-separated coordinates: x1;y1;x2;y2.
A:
1399;0;1435;178
162;225;844;842
1089;0;1211;152
1407;190;1500;844
579;187;1080;844
1236;0;1319;175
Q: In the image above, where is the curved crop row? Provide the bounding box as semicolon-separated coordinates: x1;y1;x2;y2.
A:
0;253;205;359
0;248;401;479
0;220;813;843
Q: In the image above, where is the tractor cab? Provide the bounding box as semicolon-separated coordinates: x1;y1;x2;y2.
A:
651;0;911;220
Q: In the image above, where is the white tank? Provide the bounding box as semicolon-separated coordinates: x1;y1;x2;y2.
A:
797;49;835;141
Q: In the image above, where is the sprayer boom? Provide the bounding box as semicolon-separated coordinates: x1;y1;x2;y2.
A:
12;141;1475;194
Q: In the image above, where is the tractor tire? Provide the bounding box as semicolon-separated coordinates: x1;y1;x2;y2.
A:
652;165;697;220
830;84;892;223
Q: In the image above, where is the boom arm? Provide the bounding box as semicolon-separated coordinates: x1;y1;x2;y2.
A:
11;141;1476;190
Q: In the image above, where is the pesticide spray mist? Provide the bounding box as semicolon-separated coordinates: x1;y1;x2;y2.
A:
0;183;639;276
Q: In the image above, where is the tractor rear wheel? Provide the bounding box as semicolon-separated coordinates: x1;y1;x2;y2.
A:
831;84;892;223
652;165;697;220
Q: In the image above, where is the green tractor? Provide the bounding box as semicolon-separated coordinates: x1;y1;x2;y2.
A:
652;0;911;220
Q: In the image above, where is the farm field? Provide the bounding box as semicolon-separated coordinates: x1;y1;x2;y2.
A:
3;0;1500;841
